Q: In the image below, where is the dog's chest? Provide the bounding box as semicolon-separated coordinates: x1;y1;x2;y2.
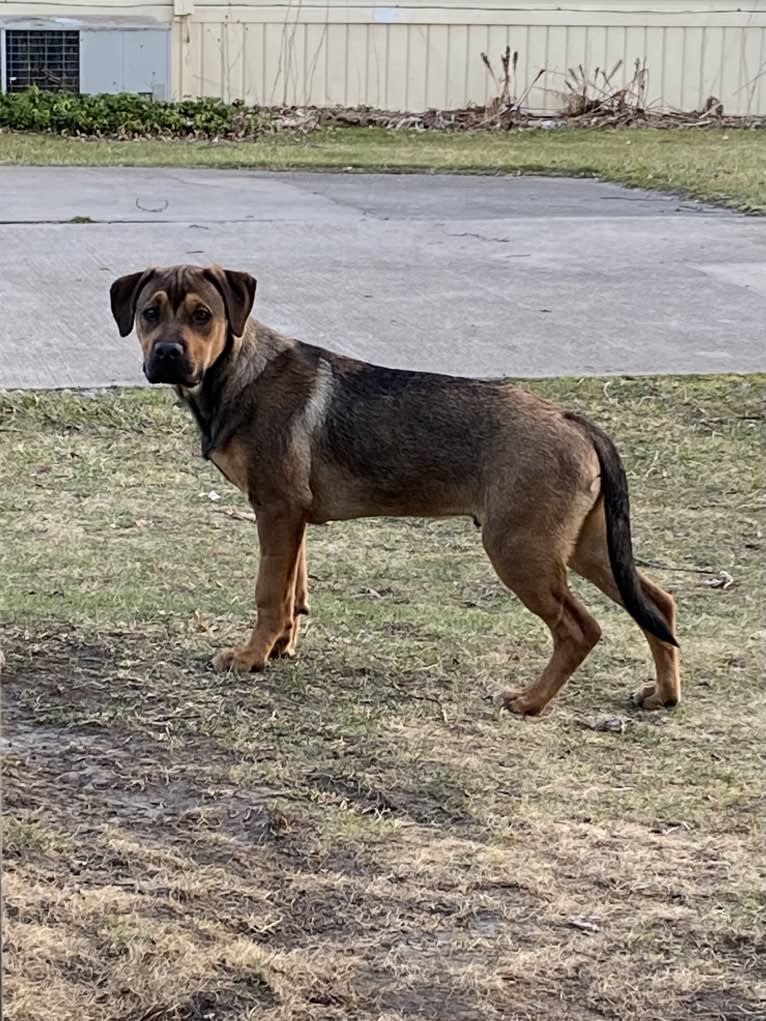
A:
209;440;250;495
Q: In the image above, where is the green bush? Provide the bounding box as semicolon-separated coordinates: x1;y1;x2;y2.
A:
0;88;270;139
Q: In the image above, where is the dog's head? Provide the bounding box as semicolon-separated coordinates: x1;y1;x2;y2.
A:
109;264;256;387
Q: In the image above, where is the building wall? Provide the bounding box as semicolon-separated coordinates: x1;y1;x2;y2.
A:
2;1;766;114
173;0;766;115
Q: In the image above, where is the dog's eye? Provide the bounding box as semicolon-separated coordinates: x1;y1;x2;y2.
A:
142;306;160;323
193;307;211;325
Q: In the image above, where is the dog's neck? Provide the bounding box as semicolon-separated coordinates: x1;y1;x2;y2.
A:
176;319;290;458
180;382;215;456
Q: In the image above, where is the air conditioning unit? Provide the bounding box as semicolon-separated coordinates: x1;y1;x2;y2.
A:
1;25;170;98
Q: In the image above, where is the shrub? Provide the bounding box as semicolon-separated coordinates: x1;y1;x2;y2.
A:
0;88;269;139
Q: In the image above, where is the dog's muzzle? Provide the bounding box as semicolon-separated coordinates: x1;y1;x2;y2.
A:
144;341;197;386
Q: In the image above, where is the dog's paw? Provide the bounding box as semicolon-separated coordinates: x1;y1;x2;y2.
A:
629;682;679;710
268;636;297;660
493;688;545;717
211;646;266;673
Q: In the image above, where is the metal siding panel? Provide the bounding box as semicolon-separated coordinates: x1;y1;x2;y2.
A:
663;27;685;109
80;29;169;97
736;25;752;113
543;25;568;113
171;17;186;98
739;24;760;116
717;25;740;113
366;24;386;109
272;20;292;104
587;25;608;78
489;23;511;92
425;23;447;108
565;24;587;76
301;18;309;103
280;23;306;105
464;24;487;106
698;24;719;104
385;24;409;110
483;23;493;102
509;23;528;108
200;23;222;97
404;23;422;109
187;20;203;97
324;24;347;105
170;18;180;98
346;24;366;106
79;30;122;94
643;26;664;107
219;20;244;102
262;22;286;105
740;24;764;114
1;3;171;21
407;25;427;110
241;22;259;104
524;24;549;112
745;25;764;116
297;24;311;104
623;25;646;105
302;23;327;106
678;25;702;108
602;25;625;95
126;30;169;99
444;23;463;107
183;6;766;30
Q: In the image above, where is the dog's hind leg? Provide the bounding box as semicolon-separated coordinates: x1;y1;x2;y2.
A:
270;533;309;659
213;512;306;673
294;533;310;617
484;524;603;716
570;502;680;708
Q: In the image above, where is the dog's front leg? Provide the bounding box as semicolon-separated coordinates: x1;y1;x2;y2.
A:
270;532;309;659
212;510;306;673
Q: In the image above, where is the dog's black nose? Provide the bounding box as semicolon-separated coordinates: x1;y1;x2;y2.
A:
154;341;184;362
144;340;191;385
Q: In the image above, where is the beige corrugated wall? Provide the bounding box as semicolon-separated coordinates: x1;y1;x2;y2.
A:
169;1;766;115
1;1;764;113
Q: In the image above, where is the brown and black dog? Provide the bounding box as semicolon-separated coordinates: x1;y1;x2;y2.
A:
110;264;680;715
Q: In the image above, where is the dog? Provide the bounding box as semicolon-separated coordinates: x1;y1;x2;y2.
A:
110;264;680;715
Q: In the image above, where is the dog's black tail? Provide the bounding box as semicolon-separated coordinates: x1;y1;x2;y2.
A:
567;412;678;648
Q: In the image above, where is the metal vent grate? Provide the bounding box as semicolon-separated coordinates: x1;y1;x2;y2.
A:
5;30;80;92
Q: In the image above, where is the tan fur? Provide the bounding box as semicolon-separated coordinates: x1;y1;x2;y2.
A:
570;500;681;708
208;439;251;495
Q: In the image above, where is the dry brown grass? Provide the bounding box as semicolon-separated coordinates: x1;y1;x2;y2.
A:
1;376;765;1021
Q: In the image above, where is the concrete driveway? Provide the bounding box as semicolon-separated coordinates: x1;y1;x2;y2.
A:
0;167;764;389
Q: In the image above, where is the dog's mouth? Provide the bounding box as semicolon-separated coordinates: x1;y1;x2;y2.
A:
143;361;201;387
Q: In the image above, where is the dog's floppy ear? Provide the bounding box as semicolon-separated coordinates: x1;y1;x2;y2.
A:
110;268;156;337
203;266;257;337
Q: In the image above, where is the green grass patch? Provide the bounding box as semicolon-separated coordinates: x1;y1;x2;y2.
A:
1;815;63;856
1;126;763;210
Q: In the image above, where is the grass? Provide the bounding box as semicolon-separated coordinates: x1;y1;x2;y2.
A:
1;126;764;210
2;375;765;1021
